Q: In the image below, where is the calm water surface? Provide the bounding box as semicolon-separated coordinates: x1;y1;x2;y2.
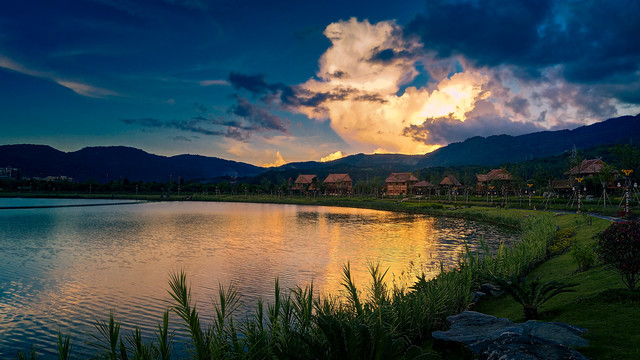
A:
0;199;516;357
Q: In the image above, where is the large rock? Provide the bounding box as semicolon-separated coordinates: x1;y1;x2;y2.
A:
432;311;589;360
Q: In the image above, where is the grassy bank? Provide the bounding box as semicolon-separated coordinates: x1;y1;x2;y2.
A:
474;214;639;359
7;194;637;358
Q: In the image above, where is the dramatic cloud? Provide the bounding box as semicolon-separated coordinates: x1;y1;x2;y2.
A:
223;14;639;156
293;18;492;154
320;151;345;162
407;0;640;104
230;18;488;154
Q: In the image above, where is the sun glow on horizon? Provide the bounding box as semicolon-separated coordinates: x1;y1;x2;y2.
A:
320;151;345;162
260;151;287;167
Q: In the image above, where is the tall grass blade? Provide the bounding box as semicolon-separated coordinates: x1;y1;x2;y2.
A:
167;270;211;360
57;333;72;360
155;310;173;360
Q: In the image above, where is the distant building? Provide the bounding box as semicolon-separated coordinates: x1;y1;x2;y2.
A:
385;172;418;196
562;158;615;196
43;175;74;182
439;174;462;187
565;159;606;178
439;175;462;195
475;168;514;194
324;173;353;195
414;180;435;196
293;174;318;193
0;166;21;180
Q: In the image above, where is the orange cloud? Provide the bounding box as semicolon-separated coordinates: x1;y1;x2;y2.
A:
293;18;490;155
260;151;287;168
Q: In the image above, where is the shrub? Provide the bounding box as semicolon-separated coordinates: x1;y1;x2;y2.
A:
547;227;577;257
596;221;640;291
570;242;596;272
488;275;577;320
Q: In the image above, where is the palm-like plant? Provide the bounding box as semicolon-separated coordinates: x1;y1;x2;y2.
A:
490;276;577;320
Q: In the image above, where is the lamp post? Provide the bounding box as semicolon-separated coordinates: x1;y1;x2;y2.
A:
489;185;495;205
576;177;583;213
527;183;533;208
622;169;633;217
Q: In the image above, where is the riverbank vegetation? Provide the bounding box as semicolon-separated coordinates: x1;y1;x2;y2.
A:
10;197;639;359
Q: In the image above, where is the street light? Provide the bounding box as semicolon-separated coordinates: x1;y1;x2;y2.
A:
622;169;633;217
527;183;533;208
576;178;583;213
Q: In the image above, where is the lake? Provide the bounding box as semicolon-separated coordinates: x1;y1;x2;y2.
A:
0;199;516;357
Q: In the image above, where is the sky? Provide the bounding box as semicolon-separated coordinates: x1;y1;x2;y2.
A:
1;0;639;167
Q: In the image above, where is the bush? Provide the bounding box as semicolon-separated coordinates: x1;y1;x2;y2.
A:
547;227;577;257
488;275;577;320
571;242;596;272
596;221;640;291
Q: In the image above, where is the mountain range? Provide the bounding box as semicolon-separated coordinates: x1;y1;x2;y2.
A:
1;114;638;183
0;145;263;182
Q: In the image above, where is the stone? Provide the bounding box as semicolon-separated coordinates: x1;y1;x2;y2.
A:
472;291;487;303
521;320;589;348
480;282;504;297
482;332;590;360
432;311;589;360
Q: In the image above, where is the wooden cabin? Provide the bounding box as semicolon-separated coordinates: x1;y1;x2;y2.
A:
414;180;435;196
565;159;606;178
475;168;514;194
293;174;318;193
324;173;353;195
385;172;418;196
439;175;462;194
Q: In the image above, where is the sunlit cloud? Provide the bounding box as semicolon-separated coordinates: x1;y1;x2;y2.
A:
222;15;638;161
292;18;490;154
320;150;345;162
260;151;287;168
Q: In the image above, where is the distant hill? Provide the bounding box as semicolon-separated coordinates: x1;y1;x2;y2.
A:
267;114;640;175
418;114;640;167
0;145;264;182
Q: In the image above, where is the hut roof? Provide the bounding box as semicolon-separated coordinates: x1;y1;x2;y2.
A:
476;168;513;181
385;172;418;183
324;173;352;183
295;174;317;184
565;159;606;176
415;180;435;188
440;175;462;186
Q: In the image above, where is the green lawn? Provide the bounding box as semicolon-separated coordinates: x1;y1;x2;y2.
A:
474;214;639;359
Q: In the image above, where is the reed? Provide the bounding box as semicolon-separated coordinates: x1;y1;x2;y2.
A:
56;333;71;360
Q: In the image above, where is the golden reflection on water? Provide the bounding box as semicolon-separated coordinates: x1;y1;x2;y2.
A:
0;201;511;357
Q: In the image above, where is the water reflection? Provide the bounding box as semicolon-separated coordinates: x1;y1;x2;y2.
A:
0;200;514;357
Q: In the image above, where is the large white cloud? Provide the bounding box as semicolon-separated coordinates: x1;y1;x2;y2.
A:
294;18;492;154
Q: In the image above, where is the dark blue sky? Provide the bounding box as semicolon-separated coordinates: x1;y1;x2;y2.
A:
1;0;638;166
